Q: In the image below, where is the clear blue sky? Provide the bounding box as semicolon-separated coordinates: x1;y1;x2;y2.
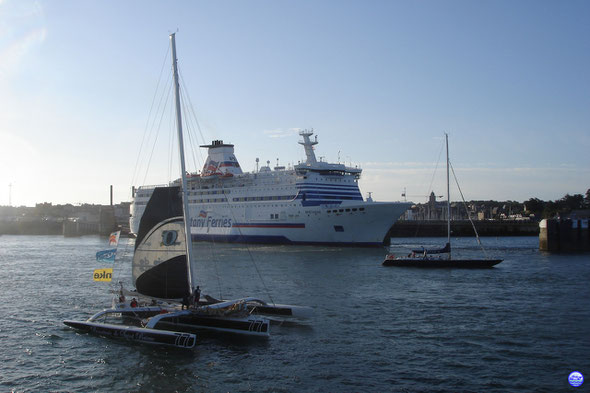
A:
1;0;589;206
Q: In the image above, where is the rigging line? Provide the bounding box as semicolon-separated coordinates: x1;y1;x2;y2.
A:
142;80;174;186
145;73;174;181
198;176;275;305
137;72;173;186
130;45;171;188
184;178;223;299
168;105;177;183
222;179;276;306
204;211;224;299
99;237;132;310
202;228;224;300
109;237;134;296
171;90;275;305
178;71;208;178
449;160;490;258
243;239;276;307
425;137;445;200
174;74;198;173
203;180;228;300
178;70;206;169
179;86;201;172
179;70;207;146
410;137;445;236
202;214;224;300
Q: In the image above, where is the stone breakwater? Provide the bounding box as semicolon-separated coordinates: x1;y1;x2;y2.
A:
389;220;539;238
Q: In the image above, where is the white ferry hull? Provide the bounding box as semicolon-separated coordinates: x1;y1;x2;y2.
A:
187;202;409;246
132;200;409;246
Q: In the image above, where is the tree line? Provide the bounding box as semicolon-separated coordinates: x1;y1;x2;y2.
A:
523;189;590;219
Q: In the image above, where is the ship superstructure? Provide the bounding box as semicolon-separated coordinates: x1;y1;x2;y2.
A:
130;130;411;246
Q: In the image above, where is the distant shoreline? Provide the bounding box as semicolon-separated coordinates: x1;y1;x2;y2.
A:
389;220;539;238
1;218;539;238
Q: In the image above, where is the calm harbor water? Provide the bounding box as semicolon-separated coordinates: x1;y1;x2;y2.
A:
0;235;588;392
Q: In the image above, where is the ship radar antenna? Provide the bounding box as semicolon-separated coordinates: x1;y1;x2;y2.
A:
298;129;319;164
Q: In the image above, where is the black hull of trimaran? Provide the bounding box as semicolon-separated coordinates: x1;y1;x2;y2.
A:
152;314;270;336
382;258;503;268
63;320;196;349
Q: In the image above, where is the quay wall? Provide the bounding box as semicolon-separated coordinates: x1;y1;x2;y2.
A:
539;218;590;252
1;208;120;237
0;220;63;235
389;220;539;238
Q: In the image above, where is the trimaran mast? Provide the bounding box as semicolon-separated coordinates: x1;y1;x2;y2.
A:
445;133;451;259
170;33;196;295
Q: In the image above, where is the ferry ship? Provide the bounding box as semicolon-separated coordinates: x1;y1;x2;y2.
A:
130;130;411;246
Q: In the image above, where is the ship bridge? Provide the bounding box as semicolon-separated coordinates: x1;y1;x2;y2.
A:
295;129;361;178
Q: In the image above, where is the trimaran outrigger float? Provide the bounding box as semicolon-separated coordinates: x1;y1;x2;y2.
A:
64;34;312;349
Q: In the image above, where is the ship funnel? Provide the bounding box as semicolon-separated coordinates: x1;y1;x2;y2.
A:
200;140;243;177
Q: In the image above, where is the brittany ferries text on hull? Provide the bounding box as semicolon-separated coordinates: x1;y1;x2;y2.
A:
130;130;412;247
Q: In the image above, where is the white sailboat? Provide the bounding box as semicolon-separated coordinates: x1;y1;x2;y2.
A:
64;34;311;348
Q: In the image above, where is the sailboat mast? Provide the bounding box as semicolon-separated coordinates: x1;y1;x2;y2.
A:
445;133;451;258
169;33;196;294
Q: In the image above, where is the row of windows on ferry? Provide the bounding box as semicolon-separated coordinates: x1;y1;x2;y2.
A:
137;181;354;199
134;195;297;205
186;176;353;191
186;188;295;195
138;193;365;206
327;207;365;213
188;189;231;195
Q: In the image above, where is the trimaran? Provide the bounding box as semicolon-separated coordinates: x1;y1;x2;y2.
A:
64;34;312;349
382;134;503;268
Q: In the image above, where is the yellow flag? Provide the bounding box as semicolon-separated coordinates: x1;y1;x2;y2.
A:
93;268;113;282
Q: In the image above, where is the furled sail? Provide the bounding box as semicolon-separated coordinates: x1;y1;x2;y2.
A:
132;187;190;299
412;242;451;255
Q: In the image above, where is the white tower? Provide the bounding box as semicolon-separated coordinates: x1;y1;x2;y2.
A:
298;129;318;165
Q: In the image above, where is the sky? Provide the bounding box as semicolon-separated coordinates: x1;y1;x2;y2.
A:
1;0;589;207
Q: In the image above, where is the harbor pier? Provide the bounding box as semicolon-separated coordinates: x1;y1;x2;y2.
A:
539;218;590;252
389;220;539;238
62;219;99;237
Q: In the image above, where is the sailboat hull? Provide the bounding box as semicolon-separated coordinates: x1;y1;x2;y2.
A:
150;313;271;337
382;258;503;268
63;320;196;348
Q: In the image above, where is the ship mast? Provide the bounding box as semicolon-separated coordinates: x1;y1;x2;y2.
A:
445;133;451;259
298;129;318;165
170;33;196;294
